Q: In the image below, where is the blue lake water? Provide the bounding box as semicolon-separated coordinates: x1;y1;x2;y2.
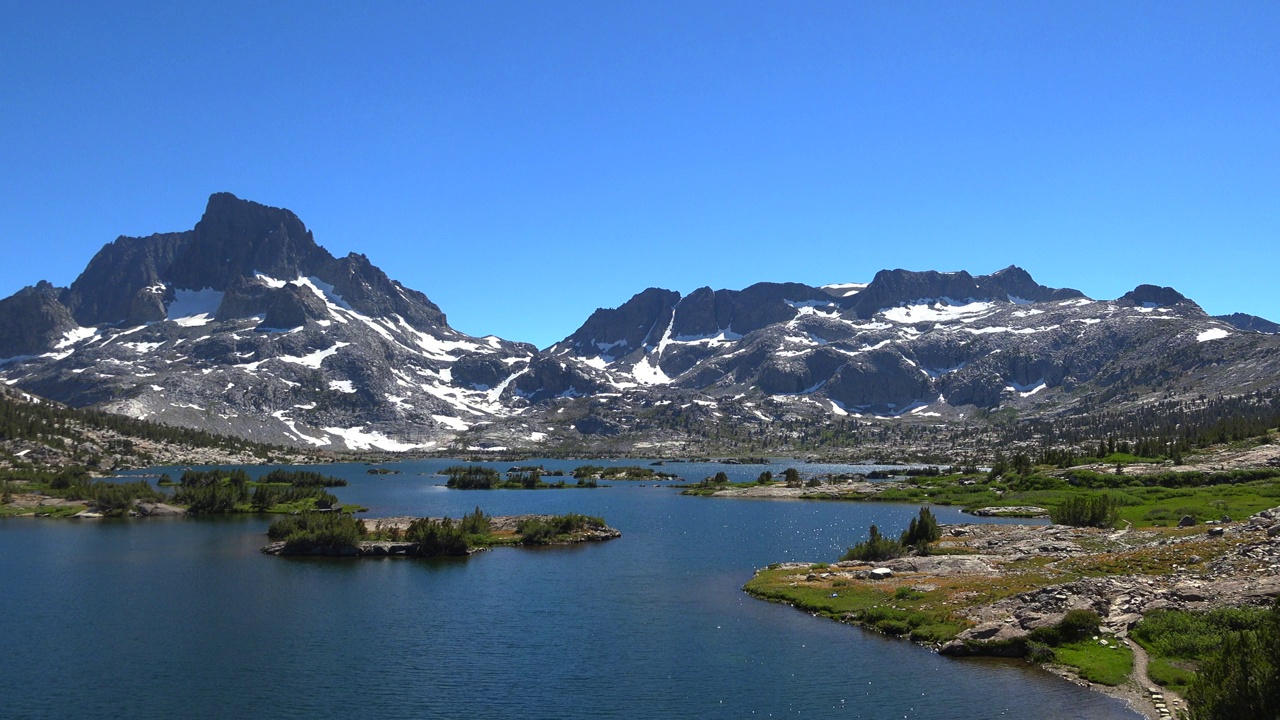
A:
0;459;1140;718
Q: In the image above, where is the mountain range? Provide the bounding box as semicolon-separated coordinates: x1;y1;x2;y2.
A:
1;193;1277;455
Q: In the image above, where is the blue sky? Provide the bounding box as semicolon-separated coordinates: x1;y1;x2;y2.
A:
2;1;1277;348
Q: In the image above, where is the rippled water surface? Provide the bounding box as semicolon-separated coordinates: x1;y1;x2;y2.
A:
0;459;1140;719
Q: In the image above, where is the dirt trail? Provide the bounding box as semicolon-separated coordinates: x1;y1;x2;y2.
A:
1123;638;1184;719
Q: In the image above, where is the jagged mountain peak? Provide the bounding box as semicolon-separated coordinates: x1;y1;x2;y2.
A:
167;192;328;292
550;287;681;357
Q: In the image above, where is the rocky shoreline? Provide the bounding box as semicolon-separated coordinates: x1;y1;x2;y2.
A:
747;507;1280;720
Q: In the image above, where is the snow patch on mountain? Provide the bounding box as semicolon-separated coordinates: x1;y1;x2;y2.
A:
487;367;528;404
276;342;350;369
121;341;164;353
327;380;356;393
271;409;329;446
1006;380;1048;397
822;282;868;297
323;425;434;451
432;414;470;431
57;326;98;349
881;300;995;324
167;288;224;326
632;356;671;385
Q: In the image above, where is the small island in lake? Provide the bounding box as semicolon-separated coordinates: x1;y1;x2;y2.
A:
440;464;602;489
262;507;620;557
571;464;683;481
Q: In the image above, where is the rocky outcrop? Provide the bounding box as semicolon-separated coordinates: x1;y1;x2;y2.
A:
450;354;513;390
0;281;77;358
1117;284;1197;310
842;266;1083;318
509;356;608;402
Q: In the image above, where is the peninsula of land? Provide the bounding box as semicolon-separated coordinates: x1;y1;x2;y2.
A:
746;508;1280;719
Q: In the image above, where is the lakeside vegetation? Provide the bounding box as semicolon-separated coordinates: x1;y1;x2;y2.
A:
1130;602;1280;719
689;456;1280;529
0;466;358;517
266;507;614;557
167;468;357;515
840;508;941;562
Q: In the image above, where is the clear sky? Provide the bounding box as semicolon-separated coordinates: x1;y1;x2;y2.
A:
2;1;1277;348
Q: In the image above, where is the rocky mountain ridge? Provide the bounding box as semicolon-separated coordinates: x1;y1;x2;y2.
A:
0;194;584;451
1;193;1277;454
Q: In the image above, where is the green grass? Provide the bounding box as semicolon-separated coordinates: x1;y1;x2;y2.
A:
1146;657;1196;691
687;469;1280;528
1075;452;1163;466
744;567;966;641
1130;606;1272;693
1052;640;1133;685
0;502;87;518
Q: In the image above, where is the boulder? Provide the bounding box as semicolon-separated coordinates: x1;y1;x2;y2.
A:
1172;583;1208;602
869;567;894;579
1106;613;1143;631
1178;515;1197;527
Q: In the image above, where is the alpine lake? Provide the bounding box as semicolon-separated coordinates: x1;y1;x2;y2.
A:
0;458;1142;719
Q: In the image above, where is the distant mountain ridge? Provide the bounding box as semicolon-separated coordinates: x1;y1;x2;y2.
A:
1;193;1277;454
541;265;1279;421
